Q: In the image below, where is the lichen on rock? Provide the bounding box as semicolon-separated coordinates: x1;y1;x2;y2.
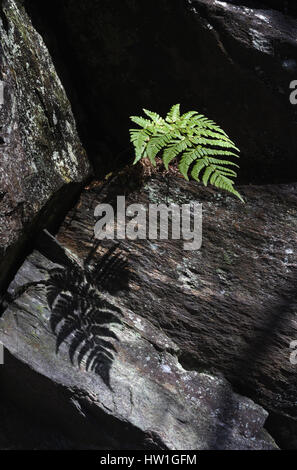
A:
0;0;91;292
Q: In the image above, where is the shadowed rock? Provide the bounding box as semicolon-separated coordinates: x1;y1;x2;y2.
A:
0;0;91;292
0;228;277;449
55;170;297;448
0;179;276;450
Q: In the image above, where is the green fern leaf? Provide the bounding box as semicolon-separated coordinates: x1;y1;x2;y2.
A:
198;149;240;159
166;104;181;123
202;166;214;186
180;111;198;123
214;174;245;202
194;137;239;151
213;165;237;176
178;148;202;180
130;129;150;163
130;116;153;129
191;159;208;181
146;135;171;165
163;139;190;170
196;128;235;143
143;108;166;126
129;105;243;201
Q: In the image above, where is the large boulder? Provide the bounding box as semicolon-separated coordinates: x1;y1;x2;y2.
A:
25;0;297;182
50;168;297;448
0;229;277;450
0;0;91;292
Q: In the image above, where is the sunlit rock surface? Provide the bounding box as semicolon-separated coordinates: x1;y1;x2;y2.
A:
55;170;297;448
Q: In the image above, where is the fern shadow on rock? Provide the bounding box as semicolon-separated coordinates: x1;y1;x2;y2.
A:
84;242;129;295
46;263;124;388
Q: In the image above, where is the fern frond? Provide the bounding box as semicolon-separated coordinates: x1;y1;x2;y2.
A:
195;128;235;144
129;104;243;201
213;164;237;173
163;139;191;169
191;159;208;181
130;116;154;129
130;129;150;163
166;104;180;123
193;137;239;151
212;174;244;202
178;148;202;180
202;166;215;186
192;162;244;202
146;134;171;165
195;149;240;160
143;108;166;125
190;116;229;136
180;111;198;123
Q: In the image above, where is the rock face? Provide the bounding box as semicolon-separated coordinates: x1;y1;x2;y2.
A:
0;0;91;292
0;0;295;451
227;1;297;18
0;230;277;449
49;169;297;448
25;0;297;182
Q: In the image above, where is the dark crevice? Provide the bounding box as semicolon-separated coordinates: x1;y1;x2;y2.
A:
0;381;75;450
0;180;88;296
0;292;11;317
264;410;297;449
24;0;297;185
24;0;117;177
0;349;167;449
0;2;9;33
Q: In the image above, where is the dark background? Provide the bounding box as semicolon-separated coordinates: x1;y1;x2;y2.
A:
24;0;297;183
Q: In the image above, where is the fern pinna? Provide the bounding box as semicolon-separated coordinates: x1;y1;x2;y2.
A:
130;104;243;201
